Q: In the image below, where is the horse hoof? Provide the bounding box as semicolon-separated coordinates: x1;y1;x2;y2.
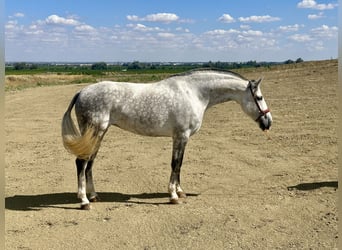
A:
177;192;187;199
80;204;91;210
89;196;100;202
170;198;182;205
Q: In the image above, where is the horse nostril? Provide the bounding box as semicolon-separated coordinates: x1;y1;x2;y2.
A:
258;115;272;131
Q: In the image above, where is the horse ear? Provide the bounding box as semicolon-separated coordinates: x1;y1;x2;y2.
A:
254;77;263;87
248;77;263;88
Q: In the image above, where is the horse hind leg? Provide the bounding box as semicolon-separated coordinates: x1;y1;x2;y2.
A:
76;154;101;209
85;159;100;202
176;184;187;199
86;127;109;200
76;127;108;209
76;158;91;210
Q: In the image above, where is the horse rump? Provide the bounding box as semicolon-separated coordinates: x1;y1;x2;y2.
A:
61;93;100;160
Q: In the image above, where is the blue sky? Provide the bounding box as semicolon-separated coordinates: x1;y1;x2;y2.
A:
5;0;339;62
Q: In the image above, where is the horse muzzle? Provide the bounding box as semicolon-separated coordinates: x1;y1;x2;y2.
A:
257;112;272;131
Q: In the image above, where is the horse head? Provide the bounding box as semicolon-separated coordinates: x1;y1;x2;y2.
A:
241;78;272;131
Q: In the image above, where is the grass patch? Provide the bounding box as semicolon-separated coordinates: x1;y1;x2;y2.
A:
5;60;337;91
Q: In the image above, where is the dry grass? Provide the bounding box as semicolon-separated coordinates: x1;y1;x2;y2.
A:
5;74;94;91
5;60;337;91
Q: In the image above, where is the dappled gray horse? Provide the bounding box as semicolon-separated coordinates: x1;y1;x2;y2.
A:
62;69;272;209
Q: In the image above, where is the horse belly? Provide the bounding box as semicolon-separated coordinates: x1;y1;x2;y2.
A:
111;107;173;137
113;116;173;137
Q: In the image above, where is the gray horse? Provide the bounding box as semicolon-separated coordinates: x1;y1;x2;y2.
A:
62;69;272;209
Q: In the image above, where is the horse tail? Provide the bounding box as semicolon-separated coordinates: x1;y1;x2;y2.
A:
61;92;100;160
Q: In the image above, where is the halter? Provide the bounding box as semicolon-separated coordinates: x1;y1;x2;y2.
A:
249;83;270;122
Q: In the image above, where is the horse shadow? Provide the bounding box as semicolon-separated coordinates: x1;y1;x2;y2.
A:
287;181;338;191
5;192;199;211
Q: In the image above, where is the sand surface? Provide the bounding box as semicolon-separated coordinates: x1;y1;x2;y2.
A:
5;61;338;249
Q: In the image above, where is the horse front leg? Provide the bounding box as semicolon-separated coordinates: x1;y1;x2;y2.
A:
169;133;189;204
76;158;91;210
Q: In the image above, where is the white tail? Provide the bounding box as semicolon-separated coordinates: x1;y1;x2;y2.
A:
61;93;100;160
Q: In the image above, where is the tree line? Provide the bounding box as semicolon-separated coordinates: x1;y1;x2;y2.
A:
6;58;305;73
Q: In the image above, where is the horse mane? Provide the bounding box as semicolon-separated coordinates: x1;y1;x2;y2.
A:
169;68;249;81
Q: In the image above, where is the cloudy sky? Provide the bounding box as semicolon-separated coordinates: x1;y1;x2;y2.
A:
5;0;339;62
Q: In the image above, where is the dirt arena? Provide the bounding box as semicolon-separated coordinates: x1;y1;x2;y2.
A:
5;60;338;249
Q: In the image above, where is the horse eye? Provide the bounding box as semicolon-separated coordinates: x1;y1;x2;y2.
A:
256;96;263;101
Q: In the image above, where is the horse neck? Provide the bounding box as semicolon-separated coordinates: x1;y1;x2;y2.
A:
189;74;248;108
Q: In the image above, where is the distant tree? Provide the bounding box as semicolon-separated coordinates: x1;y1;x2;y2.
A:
91;62;107;70
295;58;304;63
246;60;257;67
128;61;142;70
284;59;294;64
13;62;27;70
29;64;38;70
203;61;214;68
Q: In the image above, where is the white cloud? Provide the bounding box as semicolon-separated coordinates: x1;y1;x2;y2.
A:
238;15;280;23
311;24;338;38
134;23;150;31
218;14;235;23
8;12;25;19
310;41;324;50
126;15;140;22
158;32;175;38
203;28;272;52
147;13;179;22
4;10;338;62
289;34;313;42
14;12;25;18
25;27;44;36
242;30;263;36
205;29;239;36
176;27;190;33
278;24;302;32
205;29;226;36
240;25;251;30
45;15;80;26
127;13;179;23
288;25;337;43
308;12;325;19
5;20;19;30
297;0;338;10
298;0;318;8
75;24;95;32
127;23;162;32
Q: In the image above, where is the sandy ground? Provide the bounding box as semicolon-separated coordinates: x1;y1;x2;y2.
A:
5;60;338;249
